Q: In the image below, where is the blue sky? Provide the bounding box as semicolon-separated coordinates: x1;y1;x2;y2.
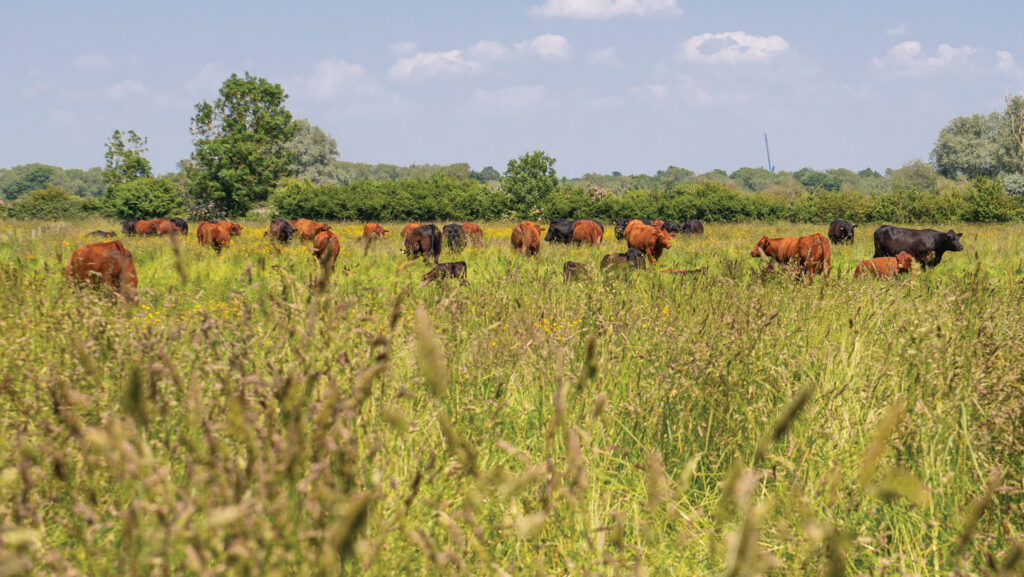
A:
2;1;1021;177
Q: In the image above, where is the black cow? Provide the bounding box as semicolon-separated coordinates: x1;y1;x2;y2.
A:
681;219;704;234
614;218;652;240
420;261;467;287
87;230;117;238
828;220;856;244
268;219;295;242
442;224;467;252
600;247;647;270
873;225;963;268
405;224;443;264
562;261;587;282
544;218;576;243
122;218;138;235
169;218;189;236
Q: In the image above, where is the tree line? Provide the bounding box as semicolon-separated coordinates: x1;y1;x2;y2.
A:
1;72;1023;223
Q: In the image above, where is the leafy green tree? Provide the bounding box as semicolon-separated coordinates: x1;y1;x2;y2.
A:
470;166;500;183
1;164;58;200
188;72;296;216
930;113;1008;179
1006;94;1024;176
8;186;85;220
502;150;558;218
794;168;842;192
103;177;181;219
968;177;1019;222
285;119;341;184
889;159;938;193
103;129;152;188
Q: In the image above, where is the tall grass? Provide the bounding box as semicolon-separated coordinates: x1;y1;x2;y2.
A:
0;218;1021;575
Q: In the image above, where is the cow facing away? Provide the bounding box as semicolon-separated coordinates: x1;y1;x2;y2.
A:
405;224;443;263
313;230;341;274
268;219;295;242
828;220;856;244
462;222;483;246
572;219;604;246
681;219;704;234
401;223;421;243
511;221;543;256
65;240;138;302
292;219;330;241
443;224;467;252
624;220;673;265
750;233;831;278
544;219;576;244
420;262;467;287
872;225;963;269
855;251;914;278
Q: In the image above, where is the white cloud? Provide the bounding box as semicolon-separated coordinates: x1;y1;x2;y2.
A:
996;50;1018;72
391;41;417;56
886;23;907;36
467;41;508;61
515;34;571;61
630;83;667;100
106;79;147;99
186;63;229;95
388;50;481;81
871;41;978;77
530;0;680;19
472;85;546;111
677;31;789;64
302;59;371;99
46;109;77;127
72;53;110;72
587;47;618;65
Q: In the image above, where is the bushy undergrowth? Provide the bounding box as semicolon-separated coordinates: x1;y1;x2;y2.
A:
0;219;1021;575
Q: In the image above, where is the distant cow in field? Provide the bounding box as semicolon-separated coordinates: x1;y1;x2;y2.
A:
463;222;483;246
133;219;163;235
65;240;138;302
614;218;652;240
562;261;587;282
511;221;543;256
122;218;138;235
872;225;963;269
405;224;443;263
267;219;294;242
401;223;421;243
828;220;856;244
750;233;831;278
197;221;232;253
572;219;604;246
855;251;914;278
420;262;467;287
169;218;189;236
292;219;330;241
624;220;673;265
443;224;467;252
680;219;704;234
313;230;341;274
544;218;576;244
157;220;182;236
363;222;388;241
601;248;647;270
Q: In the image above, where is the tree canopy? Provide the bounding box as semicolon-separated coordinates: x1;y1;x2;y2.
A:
103;129;152;188
502;150;558;218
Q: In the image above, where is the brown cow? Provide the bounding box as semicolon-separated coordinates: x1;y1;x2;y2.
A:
312;230;340;274
462;222;483;246
572;219;603;246
401;222;421;244
363;222;388;240
292;219;330;241
750;233;831;278
216;220;242;236
156;220;182;236
855;251;914;278
134;219;164;235
197;221;231;253
65;241;138;302
511;221;543;256
624;220;673;265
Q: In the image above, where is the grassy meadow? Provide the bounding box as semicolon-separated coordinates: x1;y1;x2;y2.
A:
0;218;1022;576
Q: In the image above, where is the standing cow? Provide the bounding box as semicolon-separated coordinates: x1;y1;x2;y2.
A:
750;233;831;278
872;225;963;269
828;220;856;244
267;219;295;242
571;219;603;246
313;230;341;275
405;224;443;263
443;224;467;252
624;220;672;265
65;240;138;302
544;219;576;244
512;221;543;256
462;222;484;246
614;218;652;240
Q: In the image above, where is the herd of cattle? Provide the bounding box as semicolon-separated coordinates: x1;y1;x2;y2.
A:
61;215;965;302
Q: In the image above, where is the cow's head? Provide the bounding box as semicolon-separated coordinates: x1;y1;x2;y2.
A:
653;228;673;249
945;230;964;252
895;251;914;273
750;236;770;258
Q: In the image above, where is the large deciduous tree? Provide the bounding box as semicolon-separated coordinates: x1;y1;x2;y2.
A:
502;150;558;218
1006;94;1024;176
285;119;341;184
103;129;152;188
930;113;1007;180
188;73;296;216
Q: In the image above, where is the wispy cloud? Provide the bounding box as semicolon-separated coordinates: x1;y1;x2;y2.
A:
388;50;482;81
472;85;546;111
886;23;907;37
996;50;1018;73
298;59;379;99
106;79;147;99
530;0;680;19
72;53;111;72
515;34;571;61
871;41;978;77
677;31;789;64
587;47;619;65
467;41;509;61
390;41;417;56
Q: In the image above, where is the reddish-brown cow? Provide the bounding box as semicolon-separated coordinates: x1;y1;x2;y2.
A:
624;220;673;265
363;222;388;241
313;230;340;274
511;221;543;256
156;220;182;236
462;222;483;246
197;221;231;253
750;233;831;278
65;241;138;302
292;219;330;241
854;251;914;278
572;219;603;246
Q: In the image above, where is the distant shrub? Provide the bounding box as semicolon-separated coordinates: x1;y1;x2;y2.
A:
7;186;86;220
967;177;1020;222
1001;173;1024;197
103;177;181;219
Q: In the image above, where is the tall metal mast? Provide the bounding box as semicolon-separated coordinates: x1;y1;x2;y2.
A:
764;132;775;173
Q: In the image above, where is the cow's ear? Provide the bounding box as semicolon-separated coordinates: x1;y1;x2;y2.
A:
956;232;963;238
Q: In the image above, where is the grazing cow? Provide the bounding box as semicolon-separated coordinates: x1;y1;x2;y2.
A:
662;266;708;275
420;262;467;287
572;219;604;246
828;220;856;244
614;218;652;240
544;218;576;244
157;220;182;236
405;224;443;263
292;219;330;241
312;230;341;274
750;233;831;278
122;219;138;235
443;224;467;252
624;220;673;265
169;218;189;236
681;219;705;234
600;248;647;270
511;221;543;256
197;221;231;253
65;241;138;302
872;225;963;269
401;222;421;243
215;220;242;236
656;220;689;234
562;261;587;282
87;230;117;238
134;219;161;235
855;251;914;278
363;222;388;241
462;222;484;246
267;219;295;242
